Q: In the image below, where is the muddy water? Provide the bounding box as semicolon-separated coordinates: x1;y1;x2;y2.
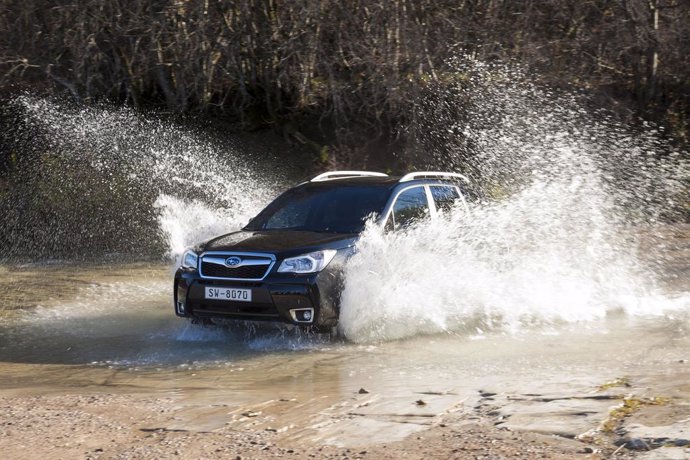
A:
0;247;689;448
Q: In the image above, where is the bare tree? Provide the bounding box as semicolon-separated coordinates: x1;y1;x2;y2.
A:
0;0;688;153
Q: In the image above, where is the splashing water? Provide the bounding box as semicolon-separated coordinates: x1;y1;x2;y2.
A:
154;194;239;256
340;198;688;343
339;60;689;343
1;61;687;344
1;96;292;259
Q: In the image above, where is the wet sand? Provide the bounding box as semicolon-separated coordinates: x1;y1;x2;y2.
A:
0;243;689;458
1;318;688;459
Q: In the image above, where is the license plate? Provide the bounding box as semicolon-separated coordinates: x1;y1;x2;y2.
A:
204;287;252;302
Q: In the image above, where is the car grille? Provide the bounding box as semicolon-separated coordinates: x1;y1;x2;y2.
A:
201;263;269;279
199;253;274;280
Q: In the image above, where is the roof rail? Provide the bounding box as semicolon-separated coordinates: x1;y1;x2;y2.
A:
399;171;470;183
311;171;388;182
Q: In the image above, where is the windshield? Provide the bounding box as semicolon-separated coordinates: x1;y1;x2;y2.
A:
245;184;391;233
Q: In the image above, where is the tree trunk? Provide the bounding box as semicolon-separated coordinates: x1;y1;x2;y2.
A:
644;0;659;106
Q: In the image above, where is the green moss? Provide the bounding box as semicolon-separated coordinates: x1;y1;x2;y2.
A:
600;396;670;433
597;377;631;391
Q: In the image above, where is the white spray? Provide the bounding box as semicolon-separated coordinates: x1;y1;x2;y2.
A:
339;60;689;342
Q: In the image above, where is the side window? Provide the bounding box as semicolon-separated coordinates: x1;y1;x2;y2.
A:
430;186;461;214
391;186;430;230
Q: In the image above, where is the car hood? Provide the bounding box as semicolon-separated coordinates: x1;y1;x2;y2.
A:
201;230;358;257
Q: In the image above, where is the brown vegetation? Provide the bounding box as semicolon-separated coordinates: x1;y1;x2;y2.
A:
1;0;689;153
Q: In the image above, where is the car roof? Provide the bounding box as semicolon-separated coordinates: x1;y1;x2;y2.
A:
300;175;468;189
290;172;476;204
303;176;401;187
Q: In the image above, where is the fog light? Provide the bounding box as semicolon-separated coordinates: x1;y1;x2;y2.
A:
289;308;314;323
176;301;185;314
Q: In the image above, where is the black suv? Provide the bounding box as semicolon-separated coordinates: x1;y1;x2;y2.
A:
174;171;470;331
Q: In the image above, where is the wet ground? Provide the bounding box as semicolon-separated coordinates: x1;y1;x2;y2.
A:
0;228;688;459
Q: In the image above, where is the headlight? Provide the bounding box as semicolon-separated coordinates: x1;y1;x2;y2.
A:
181;249;198;269
278;250;337;274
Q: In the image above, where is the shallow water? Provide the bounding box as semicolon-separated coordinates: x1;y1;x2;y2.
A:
0;239;687;392
0;249;688;446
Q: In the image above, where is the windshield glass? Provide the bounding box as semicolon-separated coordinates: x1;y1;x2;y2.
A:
246;184;391;233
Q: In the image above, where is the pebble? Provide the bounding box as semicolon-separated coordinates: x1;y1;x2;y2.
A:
621;438;651;450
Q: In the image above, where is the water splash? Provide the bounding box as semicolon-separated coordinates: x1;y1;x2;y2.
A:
154;194;240;256
1;63;687;345
1;96;292;259
339;59;689;343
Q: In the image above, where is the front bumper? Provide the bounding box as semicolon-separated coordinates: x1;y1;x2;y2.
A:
173;267;341;328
